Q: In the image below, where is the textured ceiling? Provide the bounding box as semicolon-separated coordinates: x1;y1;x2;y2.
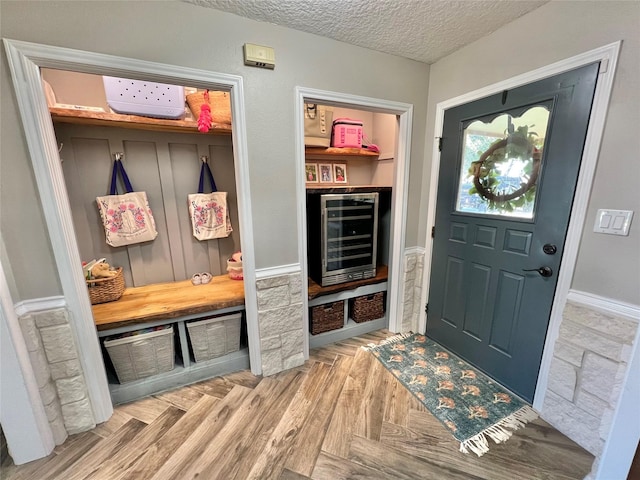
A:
185;0;548;64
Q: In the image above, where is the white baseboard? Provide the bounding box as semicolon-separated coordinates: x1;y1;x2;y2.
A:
567;290;640;322
14;296;66;317
404;246;426;257
255;263;301;280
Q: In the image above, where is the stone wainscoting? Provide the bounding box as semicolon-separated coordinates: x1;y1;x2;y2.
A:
256;269;306;376
542;299;638;477
401;248;425;333
18;308;95;442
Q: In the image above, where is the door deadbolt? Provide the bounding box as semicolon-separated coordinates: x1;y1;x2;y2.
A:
543;244;557;255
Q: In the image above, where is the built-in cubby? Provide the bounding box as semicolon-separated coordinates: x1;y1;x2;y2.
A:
304;104;397;346
46;68;247;403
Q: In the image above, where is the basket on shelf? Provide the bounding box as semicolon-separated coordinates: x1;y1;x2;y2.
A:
350;292;385;323
86;267;125;305
186;313;242;362
186;90;232;126
310;300;344;335
103;325;175;383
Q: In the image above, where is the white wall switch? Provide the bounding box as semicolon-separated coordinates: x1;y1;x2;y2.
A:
593;209;634;236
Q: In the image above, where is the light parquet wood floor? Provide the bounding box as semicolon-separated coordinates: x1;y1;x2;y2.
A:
2;329;594;480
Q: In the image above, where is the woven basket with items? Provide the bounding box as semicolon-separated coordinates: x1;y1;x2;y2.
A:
84;260;125;304
186;90;232;133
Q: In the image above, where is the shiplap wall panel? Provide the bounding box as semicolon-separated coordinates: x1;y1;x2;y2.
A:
169;142;216;277
59;133;134;287
55;124;238;288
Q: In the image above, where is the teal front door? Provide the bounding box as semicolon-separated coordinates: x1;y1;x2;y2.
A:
427;63;600;402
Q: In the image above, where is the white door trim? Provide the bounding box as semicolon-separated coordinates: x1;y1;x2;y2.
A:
294;87;413;356
0;260;55;464
2;38;261;426
420;41;621;411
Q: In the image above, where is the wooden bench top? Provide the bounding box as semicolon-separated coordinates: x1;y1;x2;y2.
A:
307;264;388;300
92;275;245;331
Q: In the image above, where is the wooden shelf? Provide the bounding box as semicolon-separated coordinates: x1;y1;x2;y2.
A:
92;275;245;331
305;185;391;193
305;146;380;160
50;107;232;135
308;265;388;300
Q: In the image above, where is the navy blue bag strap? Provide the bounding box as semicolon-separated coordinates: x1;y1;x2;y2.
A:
198;160;218;193
109;159;135;194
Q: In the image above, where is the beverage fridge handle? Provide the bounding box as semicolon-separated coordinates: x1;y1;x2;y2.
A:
321;209;327;269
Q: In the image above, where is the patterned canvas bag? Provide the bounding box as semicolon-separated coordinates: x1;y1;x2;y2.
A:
188;160;232;240
96;158;158;247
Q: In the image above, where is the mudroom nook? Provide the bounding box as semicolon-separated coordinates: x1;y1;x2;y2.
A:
44;69;251;404
302;102;399;348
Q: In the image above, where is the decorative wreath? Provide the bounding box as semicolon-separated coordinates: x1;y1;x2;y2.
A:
468;125;542;211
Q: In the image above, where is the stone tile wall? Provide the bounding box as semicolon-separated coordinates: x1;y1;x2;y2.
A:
256;271;305;376
19;308;95;439
401;249;424;333
542;301;638;477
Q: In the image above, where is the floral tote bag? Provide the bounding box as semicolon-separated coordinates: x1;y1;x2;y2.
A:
96;158;158;247
188;159;232;240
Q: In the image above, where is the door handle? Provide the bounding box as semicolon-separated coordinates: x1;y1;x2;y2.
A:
522;266;553;278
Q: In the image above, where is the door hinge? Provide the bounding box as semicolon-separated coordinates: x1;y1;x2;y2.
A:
425;303;429;314
437;137;443;152
431;226;435;238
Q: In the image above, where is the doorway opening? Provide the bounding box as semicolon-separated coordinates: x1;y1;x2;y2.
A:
3;39;260;425
294;87;414;357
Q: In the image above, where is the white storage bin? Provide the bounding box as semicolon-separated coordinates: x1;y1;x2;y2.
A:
187;313;242;362
102;76;185;119
104;325;175;383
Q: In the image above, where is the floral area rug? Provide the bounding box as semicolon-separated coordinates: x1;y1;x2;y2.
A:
364;332;538;456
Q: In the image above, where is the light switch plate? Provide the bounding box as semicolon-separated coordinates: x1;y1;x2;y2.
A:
593;209;633;236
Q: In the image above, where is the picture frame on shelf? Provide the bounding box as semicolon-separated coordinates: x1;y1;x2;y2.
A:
305;163;319;183
333;163;347;184
319;163;333;183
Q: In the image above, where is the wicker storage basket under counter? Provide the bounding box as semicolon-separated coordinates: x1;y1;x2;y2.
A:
349;292;385;323
186;313;242;362
103;325;175;384
310;301;344;335
86;267;125;305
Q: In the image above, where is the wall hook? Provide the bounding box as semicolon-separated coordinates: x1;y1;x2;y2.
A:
201;155;208;163
113;152;124;161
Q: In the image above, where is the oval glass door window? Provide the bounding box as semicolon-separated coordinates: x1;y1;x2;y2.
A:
455;106;550;219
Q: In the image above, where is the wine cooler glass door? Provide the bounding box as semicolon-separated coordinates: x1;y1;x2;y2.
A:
322;194;378;280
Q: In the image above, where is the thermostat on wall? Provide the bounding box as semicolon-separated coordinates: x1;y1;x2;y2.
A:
243;43;275;69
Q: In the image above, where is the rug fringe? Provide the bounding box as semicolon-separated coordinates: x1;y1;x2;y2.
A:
459;405;538;457
361;331;415;351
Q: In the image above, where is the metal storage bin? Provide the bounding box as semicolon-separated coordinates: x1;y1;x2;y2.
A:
186;313;242;362
104;325;175;384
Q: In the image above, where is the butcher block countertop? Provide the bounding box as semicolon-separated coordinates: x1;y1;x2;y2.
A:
92;275;245;331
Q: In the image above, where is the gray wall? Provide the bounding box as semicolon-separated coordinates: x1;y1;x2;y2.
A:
0;0;430;301
422;0;640;305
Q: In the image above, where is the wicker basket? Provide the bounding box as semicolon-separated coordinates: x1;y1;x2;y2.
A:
350;292;385;323
104;325;175;383
186;313;242;362
310;301;344;335
186;90;232;126
86;267;125;305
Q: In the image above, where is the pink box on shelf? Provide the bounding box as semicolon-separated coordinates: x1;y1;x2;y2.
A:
331;118;363;148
